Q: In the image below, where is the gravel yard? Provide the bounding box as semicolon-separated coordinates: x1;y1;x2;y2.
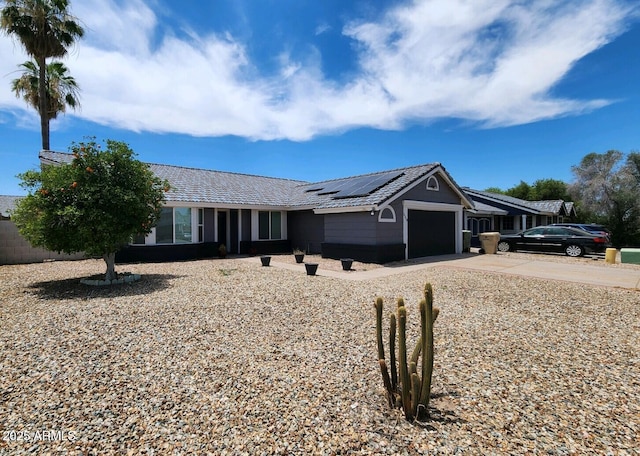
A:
1;257;638;455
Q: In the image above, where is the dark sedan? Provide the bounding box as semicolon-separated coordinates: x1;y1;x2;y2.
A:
497;226;610;257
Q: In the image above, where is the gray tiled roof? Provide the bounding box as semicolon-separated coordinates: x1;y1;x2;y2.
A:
289;163;466;210
0;195;22;218
39;151;471;211
564;202;576;215
40;151;306;207
150;163;306;207
464;188;574;216
467;201;509;215
528;200;565;214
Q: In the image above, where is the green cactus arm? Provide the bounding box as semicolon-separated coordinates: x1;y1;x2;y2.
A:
411;336;422;366
375;297;385;362
418;287;435;416
397;304;412;420
411;372;421;421
379;360;395;407
389;313;398;391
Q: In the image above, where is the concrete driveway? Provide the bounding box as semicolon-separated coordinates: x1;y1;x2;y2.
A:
249;253;640;290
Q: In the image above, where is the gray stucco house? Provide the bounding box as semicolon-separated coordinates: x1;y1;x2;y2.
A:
3;152;576;265
36;151;475;263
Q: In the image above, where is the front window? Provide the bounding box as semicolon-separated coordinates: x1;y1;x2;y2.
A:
174;208;192;243
502;217;514;231
156;207;195;244
259;211;282;240
198;209;204;243
156;207;174;244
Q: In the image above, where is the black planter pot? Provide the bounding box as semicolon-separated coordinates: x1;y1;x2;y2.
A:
305;263;319;276
340;258;354;271
294;253;305;263
260;256;271;266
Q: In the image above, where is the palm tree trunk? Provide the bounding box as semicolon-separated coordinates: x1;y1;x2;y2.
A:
37;55;50;150
103;252;117;282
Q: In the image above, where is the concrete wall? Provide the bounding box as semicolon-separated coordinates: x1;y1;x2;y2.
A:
0;220;85;265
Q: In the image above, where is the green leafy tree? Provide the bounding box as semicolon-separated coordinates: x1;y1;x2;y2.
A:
505;180;532;200
530;178;570;201
483;186;505;194
12;139;170;281
1;0;84;150
11;60;80;121
569;150;640;247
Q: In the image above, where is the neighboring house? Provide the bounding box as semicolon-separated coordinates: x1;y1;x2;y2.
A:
38;151;474;263
463;189;577;247
0;195;85;265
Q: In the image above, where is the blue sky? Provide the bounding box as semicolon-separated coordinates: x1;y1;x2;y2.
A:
1;0;639;196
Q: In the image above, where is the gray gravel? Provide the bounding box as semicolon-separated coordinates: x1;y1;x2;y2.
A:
1;257;638;455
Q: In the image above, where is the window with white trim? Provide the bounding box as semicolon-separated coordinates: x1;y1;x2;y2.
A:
156;207;196;244
198;208;204;243
378;206;396;222
426;176;439;191
258;211;282;240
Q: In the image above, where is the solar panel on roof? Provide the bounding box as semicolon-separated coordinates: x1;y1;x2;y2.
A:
307;171;403;199
316;179;352;195
333;171;403;198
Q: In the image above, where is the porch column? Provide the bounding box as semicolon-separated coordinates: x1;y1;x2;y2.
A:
521;214;527;230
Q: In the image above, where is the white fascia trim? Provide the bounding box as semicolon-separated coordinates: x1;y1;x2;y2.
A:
466;208;509;216
313;205;375;215
164;201;290;211
402;200;464;259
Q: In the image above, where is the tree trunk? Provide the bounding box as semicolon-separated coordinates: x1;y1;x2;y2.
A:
37;55;50;150
103;252;117;282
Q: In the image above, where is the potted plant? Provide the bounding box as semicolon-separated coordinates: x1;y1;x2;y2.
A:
218;243;227;258
293;248;305;263
340;258;354;271
305;263;319;276
260;255;271;266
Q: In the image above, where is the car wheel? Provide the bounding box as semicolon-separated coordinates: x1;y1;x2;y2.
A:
497;241;512;252
565;244;583;257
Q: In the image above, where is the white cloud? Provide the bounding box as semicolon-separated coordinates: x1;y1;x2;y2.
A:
315;23;331;36
0;0;635;140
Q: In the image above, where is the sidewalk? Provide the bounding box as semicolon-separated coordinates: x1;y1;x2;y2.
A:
242;253;640;290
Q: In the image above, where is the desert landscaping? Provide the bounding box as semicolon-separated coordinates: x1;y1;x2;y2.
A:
1;255;638;454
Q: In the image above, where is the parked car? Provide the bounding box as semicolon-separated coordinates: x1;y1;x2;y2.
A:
549;223;611;239
497;226;611;257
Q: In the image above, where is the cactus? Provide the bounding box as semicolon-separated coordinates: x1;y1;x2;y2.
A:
374;283;440;423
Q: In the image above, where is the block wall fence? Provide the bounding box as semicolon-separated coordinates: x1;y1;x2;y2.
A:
0;221;85;265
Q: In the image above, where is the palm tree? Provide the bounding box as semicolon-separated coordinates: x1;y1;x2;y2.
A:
12;60;80;122
1;0;84;150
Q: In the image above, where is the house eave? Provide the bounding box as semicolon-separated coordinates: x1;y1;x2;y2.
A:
313;205;376;215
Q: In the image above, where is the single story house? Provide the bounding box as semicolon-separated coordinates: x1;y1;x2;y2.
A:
464;188;577;247
1;152;578;265
38;151;474;263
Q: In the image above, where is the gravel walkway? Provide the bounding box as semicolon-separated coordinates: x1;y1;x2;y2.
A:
1;257;638;455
